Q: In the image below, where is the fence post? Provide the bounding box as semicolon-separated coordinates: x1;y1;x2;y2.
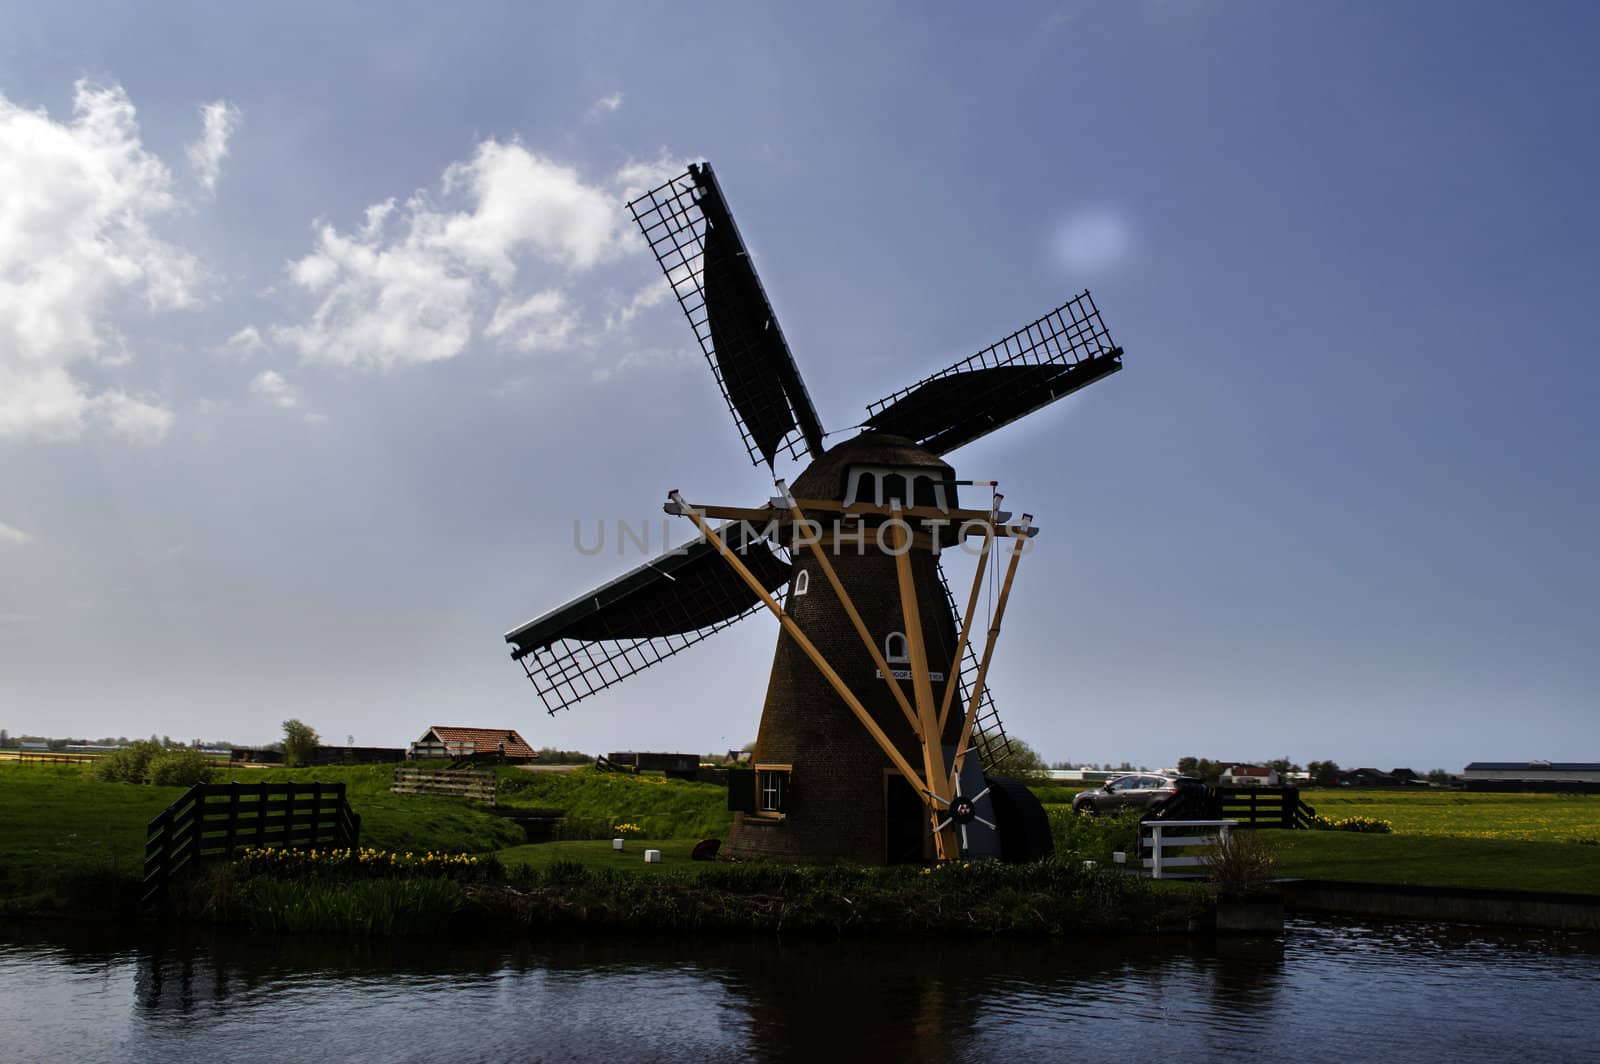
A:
226;782;240;858
311;782;324;848
1150;823;1165;879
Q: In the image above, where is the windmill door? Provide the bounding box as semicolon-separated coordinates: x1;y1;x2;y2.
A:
884;771;929;864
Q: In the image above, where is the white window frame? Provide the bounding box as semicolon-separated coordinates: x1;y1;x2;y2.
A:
885;631;909;663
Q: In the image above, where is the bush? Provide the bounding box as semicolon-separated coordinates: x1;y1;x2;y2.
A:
93;741;213;786
1204;829;1278;897
1046;806;1143;861
146;747;215;787
93;741;158;783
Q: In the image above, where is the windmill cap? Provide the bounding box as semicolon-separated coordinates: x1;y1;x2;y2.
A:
790;431;953;500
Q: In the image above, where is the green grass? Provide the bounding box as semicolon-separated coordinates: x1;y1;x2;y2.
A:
494;766;732;840
0;761;522;917
496;838;704;874
1302;790;1600;842
216;764;524;854
1268;829;1600;895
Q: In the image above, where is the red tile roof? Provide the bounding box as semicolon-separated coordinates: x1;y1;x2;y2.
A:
424;727;536;760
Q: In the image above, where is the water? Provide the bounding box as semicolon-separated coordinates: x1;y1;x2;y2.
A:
1;918;1597;1063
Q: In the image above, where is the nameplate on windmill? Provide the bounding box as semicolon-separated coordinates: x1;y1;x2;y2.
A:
876;668;945;682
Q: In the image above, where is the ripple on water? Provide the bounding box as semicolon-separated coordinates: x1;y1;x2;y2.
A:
0;918;1596;1063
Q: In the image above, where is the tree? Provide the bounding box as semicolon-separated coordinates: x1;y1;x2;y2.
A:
1307;760;1341;787
1426;767;1453;784
282;719;320;768
977;734;1050;783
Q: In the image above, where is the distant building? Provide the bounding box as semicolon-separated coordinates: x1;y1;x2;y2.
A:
1463;761;1600;785
412;726;536;762
1221;765;1280;787
1339;767;1400;787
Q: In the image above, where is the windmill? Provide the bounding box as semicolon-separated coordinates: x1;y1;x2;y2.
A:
504;163;1123;863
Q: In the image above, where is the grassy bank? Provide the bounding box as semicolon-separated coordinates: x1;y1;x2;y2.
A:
0;761;522;918
1302;790;1600;843
495;766;731;839
1269;830;1600;894
175;849;1208;938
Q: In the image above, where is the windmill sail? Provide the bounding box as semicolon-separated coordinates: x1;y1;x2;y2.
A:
863;291;1122;456
505;522;789;714
627;163;825;467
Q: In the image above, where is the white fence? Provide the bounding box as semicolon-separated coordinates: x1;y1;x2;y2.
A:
1141;819;1236;879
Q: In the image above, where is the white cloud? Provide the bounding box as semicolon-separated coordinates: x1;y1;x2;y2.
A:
1052;207;1133;272
589;92;624;118
485;289;579;353
604;278;672;333
222;325;268;358
275;142;661;372
0;520;32;546
186;100;241;194
249;369;299;408
92;391;174;442
0;80;200;442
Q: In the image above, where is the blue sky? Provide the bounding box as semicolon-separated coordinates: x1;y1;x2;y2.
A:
1;2;1595;771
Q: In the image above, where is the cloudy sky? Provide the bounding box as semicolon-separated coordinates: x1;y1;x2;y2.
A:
1;2;1596;771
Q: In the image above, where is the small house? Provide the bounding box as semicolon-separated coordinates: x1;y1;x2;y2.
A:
1221;764;1279;787
412;726;536;763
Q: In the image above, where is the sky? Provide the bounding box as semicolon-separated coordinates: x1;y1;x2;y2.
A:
1;2;1596;772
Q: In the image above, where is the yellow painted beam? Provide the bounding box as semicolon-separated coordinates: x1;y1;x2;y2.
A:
671;494;933;798
777;485;922;737
936;522;993;737
889;509;959;861
953;522;1031;777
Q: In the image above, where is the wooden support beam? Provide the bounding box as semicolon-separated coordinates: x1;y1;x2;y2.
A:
777;484;922;737
670;494;932;798
936;522;993;737
889;508;959;861
953;521;1031;778
665;498;1033;535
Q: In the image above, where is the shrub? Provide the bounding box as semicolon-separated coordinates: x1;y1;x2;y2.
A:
1204;829;1278;897
93;741;158;783
146;747;215;787
1046;806;1142;861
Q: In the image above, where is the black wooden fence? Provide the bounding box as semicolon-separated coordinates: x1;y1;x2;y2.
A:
1150;786;1319;828
142;781;361;908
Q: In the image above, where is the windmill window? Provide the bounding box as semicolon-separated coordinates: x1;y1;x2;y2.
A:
882;473;908;506
885;631;909;663
913;475;938;509
755;764;791;815
849;471;878;507
792;570;810;597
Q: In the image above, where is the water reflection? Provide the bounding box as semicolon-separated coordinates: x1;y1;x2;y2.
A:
1;919;1596;1063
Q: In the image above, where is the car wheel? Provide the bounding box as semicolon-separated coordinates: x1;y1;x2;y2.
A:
1075;802;1097;817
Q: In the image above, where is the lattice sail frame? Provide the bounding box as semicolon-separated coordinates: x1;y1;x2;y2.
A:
509;523;790;716
936;559;1015;772
516;599;775;716
627;164;823;466
864;290;1122;456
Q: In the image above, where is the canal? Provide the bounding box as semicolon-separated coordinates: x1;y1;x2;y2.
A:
1;917;1596;1061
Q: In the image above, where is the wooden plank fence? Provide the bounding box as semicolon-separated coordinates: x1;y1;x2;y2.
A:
143;781;360;908
391;766;497;806
1149;786;1319;829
